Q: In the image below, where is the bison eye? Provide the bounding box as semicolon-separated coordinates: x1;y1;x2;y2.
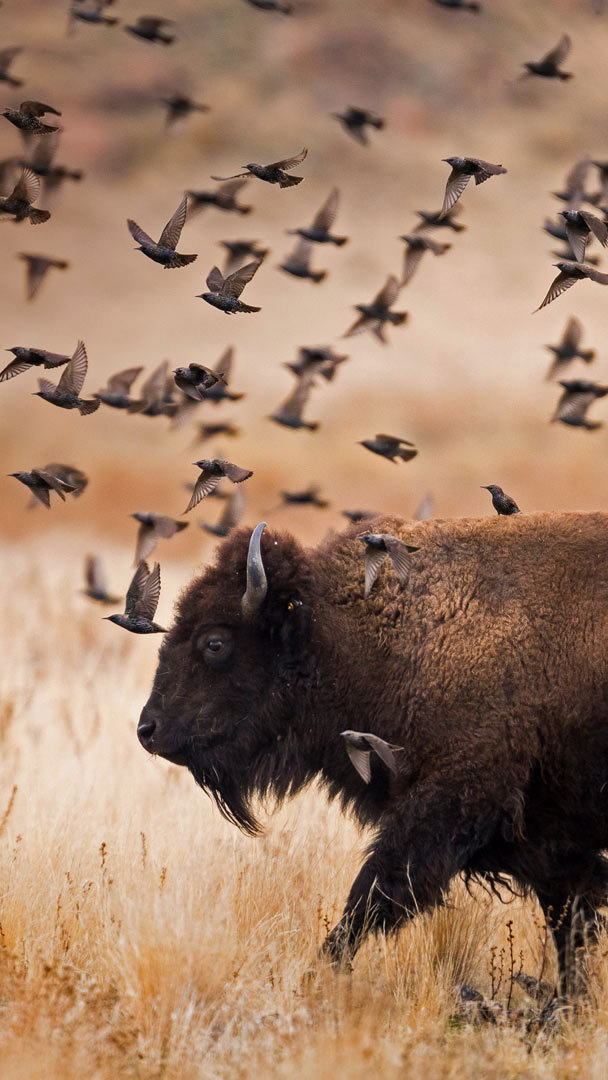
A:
199;628;234;667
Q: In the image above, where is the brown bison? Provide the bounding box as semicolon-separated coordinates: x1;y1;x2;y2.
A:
138;512;608;994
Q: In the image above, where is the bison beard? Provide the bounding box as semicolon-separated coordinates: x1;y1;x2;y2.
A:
139;512;608;999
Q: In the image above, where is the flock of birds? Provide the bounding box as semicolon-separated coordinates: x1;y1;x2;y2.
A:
2;2;608;636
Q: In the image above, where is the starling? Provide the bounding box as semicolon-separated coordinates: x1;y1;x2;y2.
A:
545;317;595;379
198;260;261;313
244;0;292;12
43;462;88;497
161;94;209;132
342;508;379;523
0;341;76;383
124;16;174;44
522;35;573;80
440;157;506;217
200;348;244;403
552;158;592;211
287;188;347;245
185;459;253;512
399;234;451;286
105;562;166;634
340;730;403;784
131;512;189;564
128;361;176;418
552;379;608;430
127;194;196;268
431;0;480;10
187;179;252;216
280;486;328;508
413;205;466;233
212;147;307;188
1;100;61;136
70;1;119;27
94;366;143;409
173;363;226;401
285;346;348;382
481;485;520;515
536;262;608;311
332;106;384;146
200;486;245;537
269;370;319;431
193;421;240;443
9;466;77;508
19;136;83;201
34;341;100;414
358;532;419;597
558;210;608;262
0;47;24;88
18;253;68;300
220;239;268;277
279;237;327;282
82;555;120;604
345;276;407;343
360;433;418;463
0;169;50;224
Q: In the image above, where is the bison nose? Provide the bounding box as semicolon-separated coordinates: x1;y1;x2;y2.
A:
137;709;157;748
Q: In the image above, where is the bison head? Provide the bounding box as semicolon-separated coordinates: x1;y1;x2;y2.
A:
137;523;320;834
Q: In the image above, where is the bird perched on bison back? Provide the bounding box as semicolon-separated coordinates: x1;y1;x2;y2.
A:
522;35;573;80
481;485;520;516
127;194;196;268
105;562;165;634
360;433;418;463
137;510;608;997
344;276;408;343
439;157;507;218
198;261;261;313
552;379;608;430
184;459;253;513
358;533;420;596
212;147;307;189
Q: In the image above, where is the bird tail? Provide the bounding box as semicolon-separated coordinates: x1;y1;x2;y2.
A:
38;122;61;135
389;311;408;326
371;118;384;130
6;76;23;88
28;208;51;224
312;271;327;283
159;33;175;44
305;422;320;431
279;175;303;188
167;253;197;268
278;2;292;10
332;236;348;247
466;1;481;9
238;205;252;215
580;350;595;363
584;420;604;431
558;72;574;81
238;303;261;313
78;399;101;416
397;447;418;462
104;16;119;25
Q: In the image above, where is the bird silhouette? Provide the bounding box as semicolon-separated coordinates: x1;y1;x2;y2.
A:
332;107;384;145
536;262;608;310
198;260;262;313
212;147;307;188
551;379;608;430
18;253;68;300
522;35;573;79
185;459;253;512
545;317;595;379
94;367;143;409
127;194;196;268
360;433;418;463
34;341;99;414
358;532;420;596
345;276;407;343
287;188;347;245
82;555;121;605
440;157;506;217
0;169;50;223
279;237;327;282
105;562;166;633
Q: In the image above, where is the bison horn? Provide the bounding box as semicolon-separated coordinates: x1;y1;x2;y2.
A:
241;521;268;618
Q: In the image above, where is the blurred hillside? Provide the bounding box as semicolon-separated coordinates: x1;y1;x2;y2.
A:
1;0;608;573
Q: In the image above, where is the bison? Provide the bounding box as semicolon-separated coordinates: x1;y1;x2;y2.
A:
138;512;608;995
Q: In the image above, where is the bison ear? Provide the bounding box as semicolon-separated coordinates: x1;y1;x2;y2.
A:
277;598;313;658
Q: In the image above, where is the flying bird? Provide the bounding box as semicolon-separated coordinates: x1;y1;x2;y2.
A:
128;361;176;418
342;509;379;523
269;370;319;431
413;205;466;233
199;348;244;404
0;169;50;223
332;107;384;146
94;367;143;409
522;35;573;79
173;363;226;401
127;194;196;268
0;340;77;384
285;346;349;382
481;485;520;515
535;262;608;311
558;210;608;262
18;253;68;300
440;157;506;218
185;459;253;512
399;234;451;285
9;466;77;508
43;462;88;497
287;188;347;245
193;421;240;443
200;486;245;537
279;237;327;282
131;512;189;564
198;260;261;313
187;180;252;216
82;555;120;605
19;136;83;201
212;147;307;188
279;486;328;508
244;0;292;12
358;532;420;597
105;562;166;634
431;0;480;10
344;276;407;343
0;47;24;87
124;16;174;44
552;379;608;430
161;94;209;132
360;433;418;463
552;158;592;211
341;731;403;784
1;100;61;135
34;340;100;414
545;317;595;379
220;240;268;276
70;0;119;27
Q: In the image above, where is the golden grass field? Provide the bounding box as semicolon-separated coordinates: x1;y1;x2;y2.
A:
4;0;608;1075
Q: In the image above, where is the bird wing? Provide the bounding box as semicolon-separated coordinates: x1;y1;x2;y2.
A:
215;346;233;381
540;34;571;67
345;743;372;784
441;169;470;216
125;561;150;616
384;536;417;585
151;514;182;538
134;523;156;564
218;460;252;483
37;377;57;395
561;316;582;351
363;548;387;598
140;360;168;404
267;147;307;171
85;555;107;593
0;357;32;382
365;733;402;775
31;469;70;499
30;134;58;169
21;256;49;300
158;193;188;250
222;260;260;298
136;16;167;31
311;187;339;231
564;218;589;263
127;219;156;248
401;244;425;286
218;178;248;196
210;172;251;182
282;237;312;270
20;100;61;117
184;470;221;512
205;265;225;292
0;46;22;72
555;390;596;423
133;562;161;620
107;366;143;394
57;340;87;395
274;372;314;421
536;270;577;310
580;211;608;247
11;168;39;204
373;275;399;308
344;313;371;338
564;157;590;200
218;486;245;531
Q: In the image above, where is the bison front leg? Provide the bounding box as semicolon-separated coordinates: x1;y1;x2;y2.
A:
323;787;498;968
